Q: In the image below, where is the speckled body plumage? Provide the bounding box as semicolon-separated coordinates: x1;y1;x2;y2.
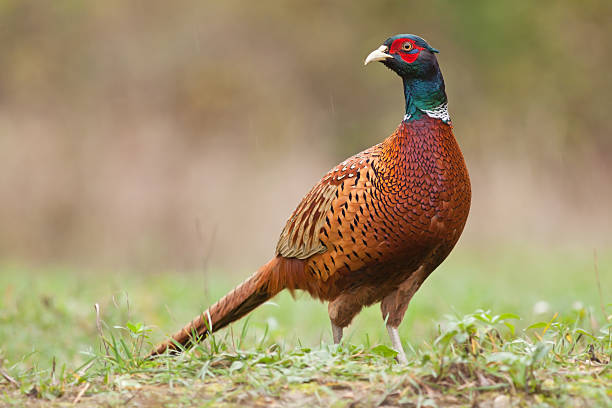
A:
278;115;470;326
149;34;471;360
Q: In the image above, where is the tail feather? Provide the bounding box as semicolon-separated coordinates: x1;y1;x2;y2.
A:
147;256;304;357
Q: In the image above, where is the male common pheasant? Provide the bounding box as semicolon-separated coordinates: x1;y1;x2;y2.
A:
150;34;471;363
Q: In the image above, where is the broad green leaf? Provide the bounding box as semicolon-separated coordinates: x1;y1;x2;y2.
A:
531;342;552;364
526;322;547;330
434;330;457;346
495;313;521;322
371;344;398;358
229;361;245;373
486;352;520;364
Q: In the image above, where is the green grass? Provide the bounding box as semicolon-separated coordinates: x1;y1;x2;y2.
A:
0;247;610;406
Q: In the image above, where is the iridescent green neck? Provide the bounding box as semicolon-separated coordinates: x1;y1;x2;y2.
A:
402;74;449;123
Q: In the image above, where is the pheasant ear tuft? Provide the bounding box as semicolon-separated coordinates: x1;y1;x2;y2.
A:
429;47;440;54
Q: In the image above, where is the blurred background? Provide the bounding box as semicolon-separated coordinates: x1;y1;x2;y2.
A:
1;1;611;369
1;0;610;272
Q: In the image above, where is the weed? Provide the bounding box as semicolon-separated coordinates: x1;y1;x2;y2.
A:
0;250;610;406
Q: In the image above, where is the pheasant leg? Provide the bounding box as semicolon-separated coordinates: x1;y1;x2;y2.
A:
386;324;408;364
331;323;343;344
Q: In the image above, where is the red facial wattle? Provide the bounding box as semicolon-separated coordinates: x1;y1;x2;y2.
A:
388;39;424;64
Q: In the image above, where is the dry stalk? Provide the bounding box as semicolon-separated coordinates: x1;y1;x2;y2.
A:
72;382;90;404
95;303;110;357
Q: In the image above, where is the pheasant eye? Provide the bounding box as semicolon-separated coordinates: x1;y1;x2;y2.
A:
402;42;413;51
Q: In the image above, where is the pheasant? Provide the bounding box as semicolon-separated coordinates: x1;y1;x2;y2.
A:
149;34;471;363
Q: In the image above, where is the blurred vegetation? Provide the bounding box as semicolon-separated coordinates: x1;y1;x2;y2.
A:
0;248;610;405
1;247;610;368
0;0;610;270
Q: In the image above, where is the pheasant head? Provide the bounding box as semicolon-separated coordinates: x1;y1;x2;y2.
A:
365;34;449;123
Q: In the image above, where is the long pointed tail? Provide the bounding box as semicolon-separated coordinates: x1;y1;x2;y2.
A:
147;257;302;357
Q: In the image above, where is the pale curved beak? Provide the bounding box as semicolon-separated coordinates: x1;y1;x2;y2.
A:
364;45;392;66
